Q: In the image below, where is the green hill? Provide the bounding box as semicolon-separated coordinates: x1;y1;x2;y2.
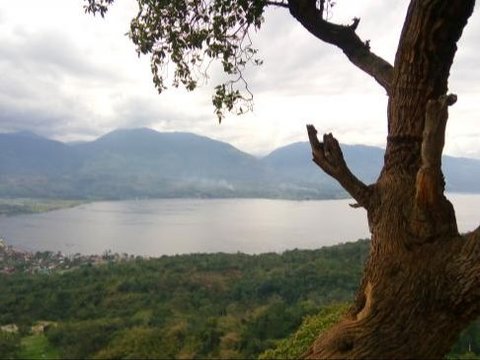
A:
1;240;368;358
1;240;478;359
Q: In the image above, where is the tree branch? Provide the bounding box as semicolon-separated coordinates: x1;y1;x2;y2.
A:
288;0;393;93
307;125;372;209
265;1;289;8
415;94;457;207
408;94;459;241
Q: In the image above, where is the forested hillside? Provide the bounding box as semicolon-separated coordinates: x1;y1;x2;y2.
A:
2;129;480;200
0;240;478;358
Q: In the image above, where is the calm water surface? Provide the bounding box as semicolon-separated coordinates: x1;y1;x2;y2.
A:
0;195;478;256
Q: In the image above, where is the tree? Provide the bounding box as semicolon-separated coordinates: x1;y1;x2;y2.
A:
0;331;21;359
85;0;478;358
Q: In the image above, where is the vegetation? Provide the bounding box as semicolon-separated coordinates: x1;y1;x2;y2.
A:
17;334;60;360
0;240;479;358
1;241;368;358
0;331;21;359
259;303;348;359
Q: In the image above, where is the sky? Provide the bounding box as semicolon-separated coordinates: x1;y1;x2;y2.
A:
0;1;479;157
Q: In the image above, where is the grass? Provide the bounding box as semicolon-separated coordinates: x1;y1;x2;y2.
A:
18;334;59;359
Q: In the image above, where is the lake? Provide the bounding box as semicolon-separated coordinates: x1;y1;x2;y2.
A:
0;194;478;256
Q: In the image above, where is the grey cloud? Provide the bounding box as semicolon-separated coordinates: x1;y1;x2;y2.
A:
248;1;480;100
0;29;118;82
111;95;213;131
238;3;407;98
1;105;69;139
0;92;98;140
450;15;480;91
196;8;347;98
0;0;479;159
0;27;131;140
0;74;84;139
113;97;171;129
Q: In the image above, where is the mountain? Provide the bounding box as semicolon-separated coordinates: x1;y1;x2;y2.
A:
262;142;383;194
0;129;274;199
263;141;480;193
0;132;83;198
0;128;479;199
443;155;480;193
0;131;80;176
76;128;266;181
70;128;272;198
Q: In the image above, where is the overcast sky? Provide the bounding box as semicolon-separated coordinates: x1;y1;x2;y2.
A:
0;1;479;157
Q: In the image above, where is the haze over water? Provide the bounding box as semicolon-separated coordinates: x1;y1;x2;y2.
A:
0;194;478;257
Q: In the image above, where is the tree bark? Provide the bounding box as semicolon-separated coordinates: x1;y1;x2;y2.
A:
299;0;478;358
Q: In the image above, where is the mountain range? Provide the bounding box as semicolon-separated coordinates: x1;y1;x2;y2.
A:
1;128;479;200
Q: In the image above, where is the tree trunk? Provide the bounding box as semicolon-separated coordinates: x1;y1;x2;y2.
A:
298;0;480;358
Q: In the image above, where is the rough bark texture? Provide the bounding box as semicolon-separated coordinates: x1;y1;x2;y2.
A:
291;0;479;358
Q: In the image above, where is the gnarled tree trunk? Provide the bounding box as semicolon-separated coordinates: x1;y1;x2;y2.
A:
289;0;480;358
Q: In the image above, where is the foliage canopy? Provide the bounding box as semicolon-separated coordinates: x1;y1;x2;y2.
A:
84;0;335;121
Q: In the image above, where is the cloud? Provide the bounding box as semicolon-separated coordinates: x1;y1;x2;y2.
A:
0;6;127;140
0;0;478;159
0;31;111;80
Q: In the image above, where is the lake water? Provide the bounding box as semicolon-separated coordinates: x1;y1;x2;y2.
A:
0;194;478;256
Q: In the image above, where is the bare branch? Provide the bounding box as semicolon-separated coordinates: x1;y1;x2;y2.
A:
265;1;289;8
306;125;372;209
288;0;393;93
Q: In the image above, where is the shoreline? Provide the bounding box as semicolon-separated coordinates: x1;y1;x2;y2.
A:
1;192;477;217
0;198;85;216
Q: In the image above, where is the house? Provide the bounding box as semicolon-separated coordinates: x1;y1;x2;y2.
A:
0;324;18;333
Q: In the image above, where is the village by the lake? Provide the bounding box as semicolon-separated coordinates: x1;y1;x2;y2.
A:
0;237;137;276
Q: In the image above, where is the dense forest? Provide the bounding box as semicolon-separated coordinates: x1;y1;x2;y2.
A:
0;240;478;358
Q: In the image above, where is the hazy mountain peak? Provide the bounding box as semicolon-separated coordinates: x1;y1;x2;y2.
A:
95;127;159;140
